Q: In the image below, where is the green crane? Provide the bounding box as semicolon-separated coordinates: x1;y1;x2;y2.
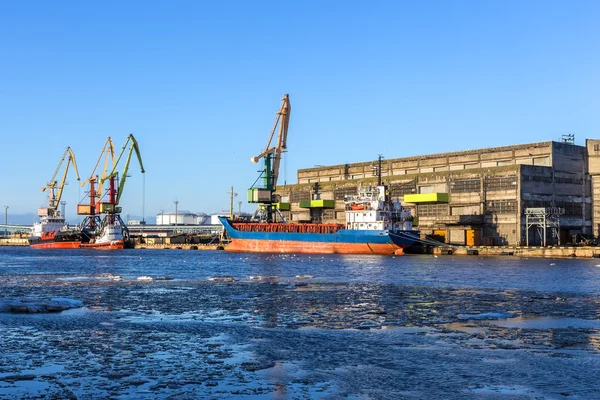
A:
248;94;291;222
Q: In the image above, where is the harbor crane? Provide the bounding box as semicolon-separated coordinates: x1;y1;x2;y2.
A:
103;133;145;208
39;147;80;218
94;134;145;243
78;137;115;232
248;94;291;222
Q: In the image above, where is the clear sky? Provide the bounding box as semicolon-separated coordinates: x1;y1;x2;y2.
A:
1;1;599;222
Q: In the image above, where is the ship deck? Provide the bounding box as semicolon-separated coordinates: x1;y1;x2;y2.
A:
230;222;345;234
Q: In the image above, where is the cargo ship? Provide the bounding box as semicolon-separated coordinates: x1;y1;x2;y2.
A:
28;214;89;249
28;216;124;250
28;146;85;249
220;183;419;255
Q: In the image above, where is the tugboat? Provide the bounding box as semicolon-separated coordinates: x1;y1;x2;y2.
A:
79;219;126;249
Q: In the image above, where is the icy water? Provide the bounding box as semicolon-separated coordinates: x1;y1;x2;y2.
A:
1;247;599;399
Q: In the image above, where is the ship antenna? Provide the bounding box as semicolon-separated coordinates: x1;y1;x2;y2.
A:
377;154;383;186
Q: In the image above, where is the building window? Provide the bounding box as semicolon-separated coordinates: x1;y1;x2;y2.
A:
335;187;357;200
486;200;517;214
290;191;310;202
451;178;481;193
390;180;417;197
485;175;517;191
417;204;448;217
595;144;600;152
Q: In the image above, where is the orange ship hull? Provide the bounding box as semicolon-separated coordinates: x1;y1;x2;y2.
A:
29;241;82;249
226;239;403;255
80;240;124;250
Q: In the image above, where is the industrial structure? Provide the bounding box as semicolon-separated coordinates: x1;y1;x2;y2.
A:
38;147;80;222
274;137;600;246
247;94;291;222
30;147;81;242
155;211;209;225
76;134;145;248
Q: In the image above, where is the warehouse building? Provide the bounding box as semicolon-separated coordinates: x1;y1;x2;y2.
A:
275;138;600;246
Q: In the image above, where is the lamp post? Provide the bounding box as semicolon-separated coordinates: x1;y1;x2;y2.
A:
174;200;179;227
229;187;238;219
4;205;7;225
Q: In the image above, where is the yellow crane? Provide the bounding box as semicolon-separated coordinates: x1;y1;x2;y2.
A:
248;94;291;222
39;147;80;218
78;137;115;216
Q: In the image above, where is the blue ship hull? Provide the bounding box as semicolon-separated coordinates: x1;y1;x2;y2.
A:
219;217;419;255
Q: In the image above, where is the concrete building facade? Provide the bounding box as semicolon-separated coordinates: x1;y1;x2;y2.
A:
275;140;600;246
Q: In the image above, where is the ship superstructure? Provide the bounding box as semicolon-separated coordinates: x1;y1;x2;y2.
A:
344;183;414;232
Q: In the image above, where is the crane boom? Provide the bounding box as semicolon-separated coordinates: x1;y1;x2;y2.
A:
81;137;115;195
250;94;291;190
269;94;290;189
104;134;145;205
40;147;80;215
247;94;291;223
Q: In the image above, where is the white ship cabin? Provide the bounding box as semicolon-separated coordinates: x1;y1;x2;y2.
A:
344;185;413;231
31;209;68;237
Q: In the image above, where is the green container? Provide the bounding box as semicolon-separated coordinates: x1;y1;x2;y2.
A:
404;193;449;203
299;199;335;209
276;202;291;211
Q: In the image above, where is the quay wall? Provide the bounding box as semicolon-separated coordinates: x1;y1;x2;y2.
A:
3;238;600;258
134;243;223;251
435;245;600;258
0;238;28;246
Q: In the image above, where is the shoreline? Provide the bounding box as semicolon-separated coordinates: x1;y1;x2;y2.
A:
3;238;600;258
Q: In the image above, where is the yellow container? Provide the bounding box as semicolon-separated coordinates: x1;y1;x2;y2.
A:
77;205;94;215
466;229;481;246
404;193;449;203
433;229;447;239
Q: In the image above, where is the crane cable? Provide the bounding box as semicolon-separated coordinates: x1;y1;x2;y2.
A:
142;173;146;224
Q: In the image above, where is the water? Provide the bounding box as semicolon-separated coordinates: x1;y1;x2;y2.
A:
0;247;599;399
2;247;600;294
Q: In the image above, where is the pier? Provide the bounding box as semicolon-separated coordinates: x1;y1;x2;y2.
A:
428;245;600;258
0;238;28;246
4;235;600;257
134;243;224;250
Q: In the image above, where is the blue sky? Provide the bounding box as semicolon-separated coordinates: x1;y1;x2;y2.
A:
1;1;599;222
